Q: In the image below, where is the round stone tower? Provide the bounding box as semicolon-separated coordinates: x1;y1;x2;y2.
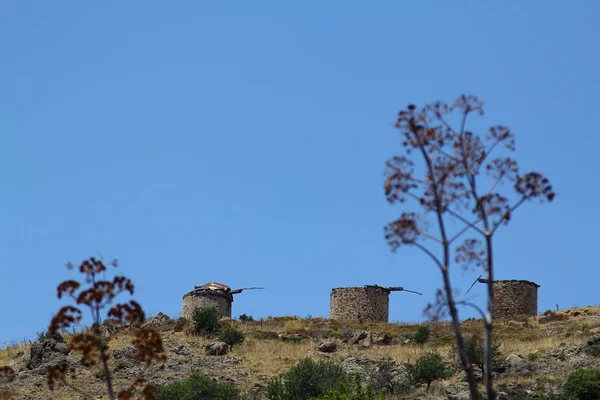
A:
181;282;233;320
329;285;390;322
488;279;540;319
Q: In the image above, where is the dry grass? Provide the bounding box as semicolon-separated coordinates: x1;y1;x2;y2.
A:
0;343;29;367
2;307;599;398
501;334;584;356
236;337;315;379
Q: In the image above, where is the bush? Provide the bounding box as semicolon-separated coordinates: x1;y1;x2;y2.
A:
239;313;254;322
267;358;347;400
37;330;65;343
371;358;411;394
313;378;385;400
413;325;430;344
156;369;241;400
405;349;450;392
192;307;220;336
563;368;600;400
329;331;342;339
219;327;245;350
458;335;503;373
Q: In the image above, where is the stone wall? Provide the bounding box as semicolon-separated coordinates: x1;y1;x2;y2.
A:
181;291;233;320
492;280;539;319
329;286;390;322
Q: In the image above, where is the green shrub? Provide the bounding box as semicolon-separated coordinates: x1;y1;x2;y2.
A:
156;369;241;400
405;349;450;392
192;307;220;336
267;358;347;400
371;358;411;394
239;313;254;322
313;379;385;400
563;368;600;400
453;335;503;373
413;325;430;344
219;327;245;350
252;331;280;340
37;330;65;343
329;331;342;339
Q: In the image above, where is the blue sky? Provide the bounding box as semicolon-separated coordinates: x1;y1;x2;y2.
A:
1;2;598;345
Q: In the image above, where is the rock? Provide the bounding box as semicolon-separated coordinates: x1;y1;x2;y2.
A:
113;346;136;360
460;370;483;382
341;355;410;394
311;330;333;340
370;332;392;346
496;392;509;400
347;331;390;347
171;343;192;356
348;331;368;346
446;382;471;400
205;342;228;356
27;339;70;372
142;312;176;332
584;335;600;356
100;318;122;337
316;340;337;353
506;354;525;368
358;336;372;348
447;393;470;400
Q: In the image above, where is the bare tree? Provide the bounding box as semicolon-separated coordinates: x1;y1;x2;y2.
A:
383;95;554;400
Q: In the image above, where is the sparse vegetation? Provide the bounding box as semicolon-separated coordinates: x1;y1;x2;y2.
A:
219;327;245;350
313;376;385;400
36;330;65;343
563;369;600;400
457;335;504;374
193;307;221;336
156;369;242;400
267;358;348;400
413;325;430;344
2;308;600;399
239;313;254;322
405;349;451;392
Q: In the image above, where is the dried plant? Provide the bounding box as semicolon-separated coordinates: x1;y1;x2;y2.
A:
47;257;166;400
0;366;15;399
383;95;554;399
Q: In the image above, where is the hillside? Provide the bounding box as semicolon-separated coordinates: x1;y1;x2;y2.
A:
2;307;600;399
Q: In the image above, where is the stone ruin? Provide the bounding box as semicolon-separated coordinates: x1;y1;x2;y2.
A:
329;285;422;323
478;278;540;319
181;282;263;320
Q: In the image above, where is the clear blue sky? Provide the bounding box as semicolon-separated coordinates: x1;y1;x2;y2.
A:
1;2;598;345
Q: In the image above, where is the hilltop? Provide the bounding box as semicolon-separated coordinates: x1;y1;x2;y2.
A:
2;307;600;399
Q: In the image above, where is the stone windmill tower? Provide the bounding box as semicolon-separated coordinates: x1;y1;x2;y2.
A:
329;284;422;323
475;278;540;319
181;282;263;320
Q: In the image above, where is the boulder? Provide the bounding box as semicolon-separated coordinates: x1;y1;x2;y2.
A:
205;342;228;356
316;340;337;353
27;339;70;372
142;312;176;331
584;334;600;356
506;354;525;369
341;355;410;394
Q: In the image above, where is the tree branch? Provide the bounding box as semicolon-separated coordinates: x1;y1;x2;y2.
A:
490;197;527;235
412;242;444;270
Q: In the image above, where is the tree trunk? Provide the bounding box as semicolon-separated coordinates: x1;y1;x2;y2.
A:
442;271;480;400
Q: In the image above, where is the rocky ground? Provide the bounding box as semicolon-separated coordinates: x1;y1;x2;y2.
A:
2;307;600;399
